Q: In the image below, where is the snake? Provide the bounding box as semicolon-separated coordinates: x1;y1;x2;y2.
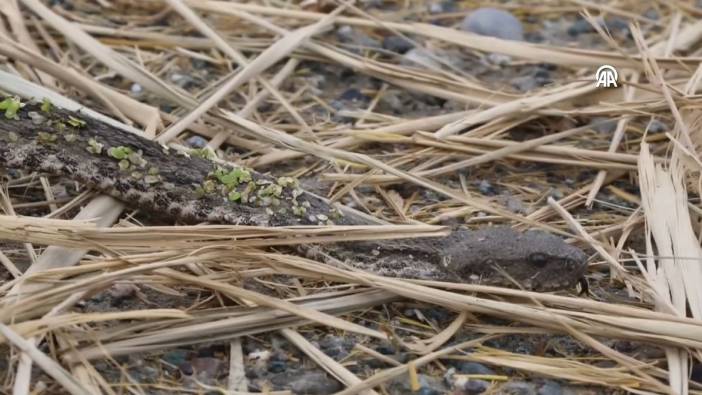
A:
0;99;588;291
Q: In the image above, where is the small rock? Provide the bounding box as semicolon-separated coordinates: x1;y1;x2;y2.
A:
382;35;414;53
319;335;350;359
452;361;495;376
568;17;629;37
51;184;69;199
186;135;208;148
591;117;618;134
27;111;47;125
375;341;396;355
130;83;143;96
268;360;287;373
501;381;537;395
163;349;190;367
338;88;369;103
191;357;222;381
550;189;564;200
388;374;446;395
289;371;342;394
646;119;667;134
191;58;209;69
178;362;193;376
477;180;496;196
461;379;490;394
460;8;524;41
512;67;552;92
644;9;659;20
538;380;563;395
428;1;457;14
169;72;196;89
567;18;597;36
486;53;513;66
604;17;629;33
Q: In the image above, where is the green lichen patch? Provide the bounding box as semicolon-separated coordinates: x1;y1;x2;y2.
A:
0;97;23;120
8;132;18;142
190;147;216;160
41;98;53;113
108;146;134;160
37;131;58;144
86;138;104;154
67;116;86;128
213;167;252;187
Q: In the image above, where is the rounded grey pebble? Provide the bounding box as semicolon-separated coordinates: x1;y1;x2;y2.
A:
461;8;524;41
383;35;414;53
289;371;341;394
388;374;446;395
129;83;143;96
592;117;617;134
186;135;208;148
453;361;495;376
501;381;537;395
538;380;563;395
463;379;490;394
646;119;667;134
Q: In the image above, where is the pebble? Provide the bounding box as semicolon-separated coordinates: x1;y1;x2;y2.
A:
375;341;396;355
338;88;369;103
388;374;446;395
178;362;194;376
186;135;208;148
461;379;490;394
511;67;552;92
477;179;496;196
644;8;659;20
130;83;143;96
549;189;564;200
163;349;190;368
428;1;457;14
452;361;495;376
319;335;351;359
538;380;564;395
289;371;342;394
268;360;287;373
591;117;617;134
568;17;629;37
382;35;414;54
461;8;524;41
501;381;537;395
169;72;196;89
28;111;47;125
567;18;597;36
646;119;667;134
191;357;222;381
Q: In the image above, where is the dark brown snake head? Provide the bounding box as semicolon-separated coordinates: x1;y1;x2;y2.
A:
442;227;588;291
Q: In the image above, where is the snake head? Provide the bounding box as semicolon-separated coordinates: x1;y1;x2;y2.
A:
442;228;588;291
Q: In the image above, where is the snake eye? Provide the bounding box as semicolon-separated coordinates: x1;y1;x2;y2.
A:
528;253;548;267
